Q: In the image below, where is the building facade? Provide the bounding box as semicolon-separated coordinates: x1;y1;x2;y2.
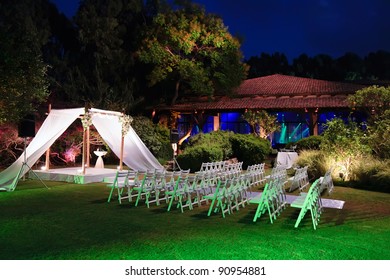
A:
157;74;367;147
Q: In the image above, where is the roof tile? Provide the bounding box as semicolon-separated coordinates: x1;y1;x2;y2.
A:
163;74;366;111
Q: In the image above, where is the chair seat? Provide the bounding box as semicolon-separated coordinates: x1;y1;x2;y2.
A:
290;198;306;208
106;171;129;204
203;189;224;200
107;182;127;188
249;195;263;204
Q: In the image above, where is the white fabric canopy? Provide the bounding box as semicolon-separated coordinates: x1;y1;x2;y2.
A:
0;108;84;191
0;107;163;191
91;109;162;171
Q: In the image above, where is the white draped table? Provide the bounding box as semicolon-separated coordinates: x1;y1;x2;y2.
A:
276;152;298;169
94;150;107;169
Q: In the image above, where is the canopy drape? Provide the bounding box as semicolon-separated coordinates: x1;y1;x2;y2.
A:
0;108;163;192
90;109;163;171
0;108;84;191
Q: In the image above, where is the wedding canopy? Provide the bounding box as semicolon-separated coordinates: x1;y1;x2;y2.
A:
0;108;163;191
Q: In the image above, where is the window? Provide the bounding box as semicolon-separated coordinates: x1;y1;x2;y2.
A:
273;112;309;146
220;112;250;134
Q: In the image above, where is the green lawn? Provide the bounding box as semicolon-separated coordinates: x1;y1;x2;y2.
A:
0;179;389;260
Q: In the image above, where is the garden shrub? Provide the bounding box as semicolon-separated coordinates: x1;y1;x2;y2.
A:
230;133;271;169
297;149;390;192
373;169;390;192
177;131;270;170
176;144;223;171
185;131;234;160
320;118;371;181
352;157;390;192
367;110;390;159
290;135;323;151
131;116;171;163
295;150;331;180
349;86;390;159
0;124;23;167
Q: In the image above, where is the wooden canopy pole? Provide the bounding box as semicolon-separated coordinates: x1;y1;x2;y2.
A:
119;112;125;171
86;126;90;168
119;133;124;171
81;106;89;175
81;127;87;175
44;104;51;170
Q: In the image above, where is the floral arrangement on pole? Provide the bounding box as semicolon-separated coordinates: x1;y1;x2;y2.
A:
81;112;92;130
119;114;133;136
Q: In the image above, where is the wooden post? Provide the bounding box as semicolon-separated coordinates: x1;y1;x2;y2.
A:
119;135;124;171
86;126;90;167
213;113;220;131
308;110;319;136
81;127;87;175
81;106;88;175
44;104;51;170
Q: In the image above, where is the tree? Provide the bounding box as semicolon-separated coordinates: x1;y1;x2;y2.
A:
349;85;390;121
311;54;337;80
137;1;246;105
335;52;364;81
40;2;80;105
292;54;315;78
320;118;371;181
0;0;50;124
68;0;147;112
131;116;171;161
349;85;390;159
246;52;290;78
364;50;390;80
242;109;280;140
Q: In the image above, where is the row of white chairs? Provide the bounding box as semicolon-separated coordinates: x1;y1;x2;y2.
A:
319;168;334;194
204;174;253;218
166;170;220;212
224;162;243;173
107;169;221;212
291;178;323;230
199;161;243;174
246;163;266;187
267;165;288;185
106;162;286;220
288;166;309;192
199;161;226;172
106;169;184;206
250;176;287;223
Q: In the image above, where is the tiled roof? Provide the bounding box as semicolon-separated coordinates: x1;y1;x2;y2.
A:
237;74;365;96
166;96;349;111
162;74;366;111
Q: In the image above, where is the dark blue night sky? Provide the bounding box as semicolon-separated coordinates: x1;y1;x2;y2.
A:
51;0;390;60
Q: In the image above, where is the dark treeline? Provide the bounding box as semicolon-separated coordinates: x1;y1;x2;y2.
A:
245;51;390;81
1;0;390;125
1;0;248;121
1;0;170;121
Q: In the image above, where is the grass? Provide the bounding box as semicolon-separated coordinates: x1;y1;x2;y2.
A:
0;179;390;260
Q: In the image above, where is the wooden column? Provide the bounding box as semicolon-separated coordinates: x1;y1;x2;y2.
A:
119;135;124;171
44;104;51;170
81;106;89;175
213;114;220;131
86;126;90;167
81;127;87;175
308;110;319;136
